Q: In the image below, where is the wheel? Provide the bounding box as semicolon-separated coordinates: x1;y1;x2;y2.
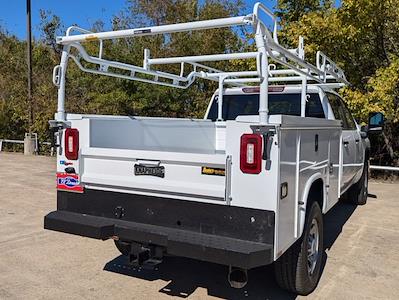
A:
347;159;368;205
114;240;131;256
274;201;324;295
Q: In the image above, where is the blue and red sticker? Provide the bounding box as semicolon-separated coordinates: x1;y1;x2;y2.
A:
60;160;73;166
56;173;84;193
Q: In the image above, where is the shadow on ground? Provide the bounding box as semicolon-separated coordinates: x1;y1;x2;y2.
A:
104;201;358;299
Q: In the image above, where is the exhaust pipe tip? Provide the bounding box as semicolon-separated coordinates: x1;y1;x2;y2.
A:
228;267;248;289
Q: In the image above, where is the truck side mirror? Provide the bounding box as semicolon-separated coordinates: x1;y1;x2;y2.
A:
360;125;368;139
368;112;384;133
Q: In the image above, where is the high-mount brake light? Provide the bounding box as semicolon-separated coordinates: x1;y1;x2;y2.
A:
242;87;260;93
242;86;285;93
269;86;285;92
240;134;262;174
65;128;79;160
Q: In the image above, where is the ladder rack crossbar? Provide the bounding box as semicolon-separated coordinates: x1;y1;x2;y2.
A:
57;16;253;45
147;52;260;65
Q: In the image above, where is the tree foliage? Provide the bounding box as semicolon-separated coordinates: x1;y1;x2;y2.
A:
279;0;399;165
276;0;332;23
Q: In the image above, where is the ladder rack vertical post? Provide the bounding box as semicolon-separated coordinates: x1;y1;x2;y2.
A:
99;40;104;59
301;75;307;117
298;37;307;118
143;49;150;70
57;46;70;121
217;77;225;121
255;23;269;125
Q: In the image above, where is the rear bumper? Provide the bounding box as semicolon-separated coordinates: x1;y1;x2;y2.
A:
44;189;275;269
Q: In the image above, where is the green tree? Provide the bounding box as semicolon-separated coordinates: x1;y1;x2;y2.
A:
0;31;29;140
279;0;399;165
276;0;333;23
343;58;399;165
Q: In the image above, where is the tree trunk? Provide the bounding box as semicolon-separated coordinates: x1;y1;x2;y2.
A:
382;131;397;166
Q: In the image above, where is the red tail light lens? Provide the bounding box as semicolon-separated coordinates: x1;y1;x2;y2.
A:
65;128;79;160
240;134;262;174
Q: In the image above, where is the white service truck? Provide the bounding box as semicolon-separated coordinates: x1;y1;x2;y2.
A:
44;3;384;295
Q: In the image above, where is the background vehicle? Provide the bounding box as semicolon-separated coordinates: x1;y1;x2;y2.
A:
44;3;383;295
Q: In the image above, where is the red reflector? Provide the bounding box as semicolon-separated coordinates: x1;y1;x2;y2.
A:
240;134;263;174
56;173;84;193
242;86;285;93
65;128;79;160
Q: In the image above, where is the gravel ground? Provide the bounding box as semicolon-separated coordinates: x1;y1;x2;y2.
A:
0;152;398;300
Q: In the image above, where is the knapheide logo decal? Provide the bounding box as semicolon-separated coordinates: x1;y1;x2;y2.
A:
56;173;84;193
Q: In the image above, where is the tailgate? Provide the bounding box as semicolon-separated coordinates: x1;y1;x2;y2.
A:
80;147;227;202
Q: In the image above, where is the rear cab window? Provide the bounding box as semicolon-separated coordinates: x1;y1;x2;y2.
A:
207;93;325;121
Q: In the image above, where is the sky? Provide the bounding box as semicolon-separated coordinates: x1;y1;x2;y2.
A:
0;0;277;39
0;0;339;39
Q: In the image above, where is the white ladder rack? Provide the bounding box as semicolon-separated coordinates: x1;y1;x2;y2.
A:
53;2;348;124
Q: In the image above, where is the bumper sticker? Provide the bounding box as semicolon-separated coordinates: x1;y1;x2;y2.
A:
56;173;84;193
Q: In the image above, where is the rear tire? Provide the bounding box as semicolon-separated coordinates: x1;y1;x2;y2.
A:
347;159;368;205
274;201;324;296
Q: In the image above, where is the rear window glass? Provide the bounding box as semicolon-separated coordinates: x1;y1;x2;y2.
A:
207;93;325;121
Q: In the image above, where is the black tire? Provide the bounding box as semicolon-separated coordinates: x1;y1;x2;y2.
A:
347;159;368;205
114;240;131;256
274;201;324;296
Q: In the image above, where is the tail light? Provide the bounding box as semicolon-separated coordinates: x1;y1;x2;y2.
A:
240;134;262;174
65;128;79;160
